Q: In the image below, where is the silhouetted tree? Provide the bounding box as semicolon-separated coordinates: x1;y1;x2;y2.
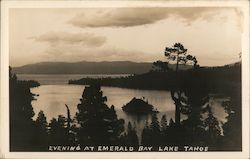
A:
76;84;124;146
48;115;71;145
34;111;49;150
35;111;48;132
141;121;151;146
108;105;125;143
163;117;182;144
9;67;38;151
163;44;223;146
203;107;221;148
141;114;161;145
164;43;198;125
149;113;161;144
65;104;71;130
220;98;241;150
160;115;168;142
165;43;198;71
152;60;169;72
123;122;139;146
160;115;168;131
169;118;175;127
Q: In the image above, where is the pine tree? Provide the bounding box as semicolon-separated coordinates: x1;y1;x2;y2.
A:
124;122;139;146
9;67;37;151
160;114;168;132
169;118;175;127
164;43;198;125
35;111;48;132
48;115;70;145
160;115;168;144
165;118;178;144
35;111;48;149
149;113;161;145
203;107;221;148
76;84;124;146
141;121;151;146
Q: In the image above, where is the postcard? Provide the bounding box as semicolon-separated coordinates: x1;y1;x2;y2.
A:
1;0;249;159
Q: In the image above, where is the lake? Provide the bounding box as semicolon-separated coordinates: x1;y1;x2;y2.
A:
17;74;228;137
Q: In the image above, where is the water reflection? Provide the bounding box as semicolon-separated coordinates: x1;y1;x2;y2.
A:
31;85;175;121
31;84;228;137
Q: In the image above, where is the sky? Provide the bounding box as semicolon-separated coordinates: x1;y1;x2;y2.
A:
9;7;243;67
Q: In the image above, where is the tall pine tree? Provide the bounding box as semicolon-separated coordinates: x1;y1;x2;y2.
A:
76;84;124;146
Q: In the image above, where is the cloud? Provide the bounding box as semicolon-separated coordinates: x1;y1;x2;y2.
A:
32;31;106;47
68;7;235;28
68;8;168;28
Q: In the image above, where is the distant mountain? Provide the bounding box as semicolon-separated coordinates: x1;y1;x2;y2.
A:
223;61;241;67
12;61;151;74
12;61;193;74
201;61;241;69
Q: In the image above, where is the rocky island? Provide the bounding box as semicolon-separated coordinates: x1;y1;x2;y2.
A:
122;97;158;114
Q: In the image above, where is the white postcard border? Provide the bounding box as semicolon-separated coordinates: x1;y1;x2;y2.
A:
1;1;249;159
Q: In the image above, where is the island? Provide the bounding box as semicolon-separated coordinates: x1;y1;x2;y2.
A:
122;97;158;114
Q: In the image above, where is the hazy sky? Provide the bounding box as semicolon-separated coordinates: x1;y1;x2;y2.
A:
9;7;243;67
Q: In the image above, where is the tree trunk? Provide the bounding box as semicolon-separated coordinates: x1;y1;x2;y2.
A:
175;102;181;125
174;52;181;125
171;90;181;125
175;54;179;73
65;104;71;130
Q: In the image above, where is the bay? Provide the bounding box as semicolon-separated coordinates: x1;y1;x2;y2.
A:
17;74;228;137
31;84;176;136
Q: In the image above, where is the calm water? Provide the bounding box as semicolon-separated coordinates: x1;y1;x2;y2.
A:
18;74;228;136
31;85;176;136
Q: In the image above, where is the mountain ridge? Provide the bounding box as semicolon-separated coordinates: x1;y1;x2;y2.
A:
13;60;239;74
12;61;154;74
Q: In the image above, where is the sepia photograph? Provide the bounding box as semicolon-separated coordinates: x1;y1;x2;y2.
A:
1;0;249;159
